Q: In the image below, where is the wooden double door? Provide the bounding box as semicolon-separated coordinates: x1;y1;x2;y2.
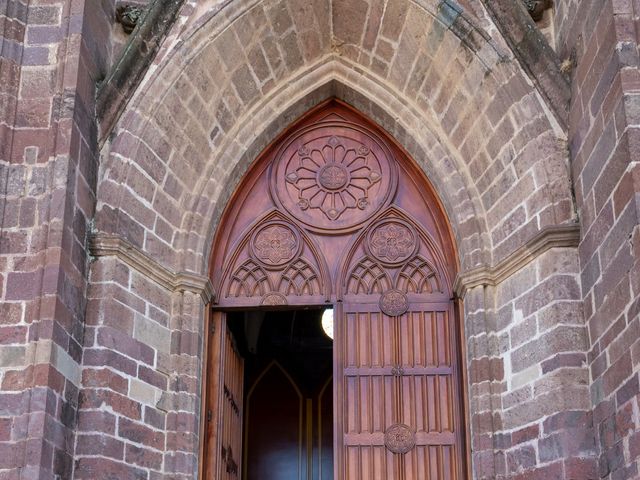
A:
204;100;467;479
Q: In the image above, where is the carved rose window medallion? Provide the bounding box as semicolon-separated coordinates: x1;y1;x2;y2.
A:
285;136;381;221
272;125;397;233
250;222;301;268
367;219;418;265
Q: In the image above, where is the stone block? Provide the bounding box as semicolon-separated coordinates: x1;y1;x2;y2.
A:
133;316;171;354
511;325;587;373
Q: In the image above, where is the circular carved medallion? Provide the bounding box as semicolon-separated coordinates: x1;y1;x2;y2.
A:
367;219;418;265
380;289;409;317
384;424;416;454
271;124;397;233
251;223;300;268
261;293;288;306
318;164;349;190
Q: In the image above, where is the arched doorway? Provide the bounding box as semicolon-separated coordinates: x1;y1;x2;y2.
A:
203;100;468;479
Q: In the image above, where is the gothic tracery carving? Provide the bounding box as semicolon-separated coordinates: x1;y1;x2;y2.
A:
278;258;321;296
395;255;442;294
346;257;392;294
251;222;300;268
224;217;325;301
227;259;271;298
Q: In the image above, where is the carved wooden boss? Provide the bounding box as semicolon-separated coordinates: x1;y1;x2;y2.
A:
208;101;466;479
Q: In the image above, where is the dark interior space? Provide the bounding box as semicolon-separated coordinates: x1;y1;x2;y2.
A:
227;308;334;480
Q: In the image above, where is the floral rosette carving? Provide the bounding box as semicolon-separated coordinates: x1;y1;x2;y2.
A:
384;423;416;454
367;219;418;265
250;222;301;268
261;293;288;306
380;289;409;317
271;125;397;233
285;135;381;221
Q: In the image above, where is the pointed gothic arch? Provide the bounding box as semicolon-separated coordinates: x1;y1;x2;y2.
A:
78;2;591;479
206;99;469;478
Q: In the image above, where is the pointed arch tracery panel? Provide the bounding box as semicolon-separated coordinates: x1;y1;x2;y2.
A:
335;207;464;480
218;212;330;308
340;208;450;301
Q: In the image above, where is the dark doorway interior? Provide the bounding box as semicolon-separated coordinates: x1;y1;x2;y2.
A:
227;309;334;480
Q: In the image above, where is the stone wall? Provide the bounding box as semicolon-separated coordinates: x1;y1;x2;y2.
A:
556;1;640;479
75;251;206;478
1;0;638;479
82;1;589;478
0;0;111;477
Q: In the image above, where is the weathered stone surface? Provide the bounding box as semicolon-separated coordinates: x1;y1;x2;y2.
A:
1;0;639;478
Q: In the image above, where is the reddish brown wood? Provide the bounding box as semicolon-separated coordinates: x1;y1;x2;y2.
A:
199;308;212;480
219;319;244;480
206;100;467;479
209;103;458;308
202;313;244;480
202;311;222;480
336;298;463;478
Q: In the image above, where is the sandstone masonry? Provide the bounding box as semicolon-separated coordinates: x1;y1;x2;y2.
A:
0;1;639;479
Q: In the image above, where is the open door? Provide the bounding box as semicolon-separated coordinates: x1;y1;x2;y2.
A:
336;300;462;479
336;211;466;479
203;312;244;480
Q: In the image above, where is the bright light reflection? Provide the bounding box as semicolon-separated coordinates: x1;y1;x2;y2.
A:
321;308;334;340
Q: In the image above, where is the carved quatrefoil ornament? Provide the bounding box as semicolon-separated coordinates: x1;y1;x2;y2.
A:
384;423;416;454
271;124;397;233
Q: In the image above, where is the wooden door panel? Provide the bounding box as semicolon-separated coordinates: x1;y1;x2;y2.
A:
404;446;457;480
203;312;244;480
344;376;394;433
399;310;452;368
401;375;455;433
339;302;460;479
343;311;394;368
219;317;244;480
